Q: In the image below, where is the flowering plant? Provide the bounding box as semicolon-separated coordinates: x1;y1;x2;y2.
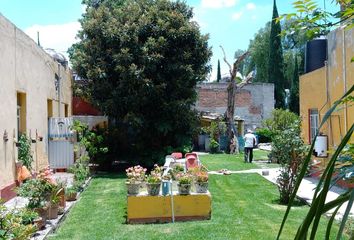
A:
37;166;57;186
126;165;147;183
195;171;208;183
146;164;163;184
176;172;193;185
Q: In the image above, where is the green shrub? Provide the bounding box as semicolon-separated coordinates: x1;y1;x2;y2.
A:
18;134;33;170
255;128;272;143
272;121;308;204
210;139;220;154
263;109;299;137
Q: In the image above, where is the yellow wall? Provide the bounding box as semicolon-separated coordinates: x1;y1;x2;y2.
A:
0;14;73;190
300;26;354;149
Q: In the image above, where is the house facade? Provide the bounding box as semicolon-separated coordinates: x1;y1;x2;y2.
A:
195;82;274;131
300;26;354;153
0;14;72;201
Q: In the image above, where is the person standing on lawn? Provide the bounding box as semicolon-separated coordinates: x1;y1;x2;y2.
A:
244;129;256;163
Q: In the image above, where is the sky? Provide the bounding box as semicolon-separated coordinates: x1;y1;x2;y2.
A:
0;0;338;81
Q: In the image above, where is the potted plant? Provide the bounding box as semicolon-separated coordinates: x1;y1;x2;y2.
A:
176;173;193;195
56;180;66;209
146;164;162;196
48;186;61;219
65;184;79;201
125;165;147;195
194;170;209;193
171;164;184;180
17;178;52;221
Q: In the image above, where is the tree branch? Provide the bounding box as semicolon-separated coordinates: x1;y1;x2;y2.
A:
220;45;232;75
236;71;254;88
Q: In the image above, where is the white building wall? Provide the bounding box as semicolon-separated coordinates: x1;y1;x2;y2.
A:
0;14;72;191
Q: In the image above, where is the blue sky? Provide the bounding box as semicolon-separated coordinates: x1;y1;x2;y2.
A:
0;0;338;80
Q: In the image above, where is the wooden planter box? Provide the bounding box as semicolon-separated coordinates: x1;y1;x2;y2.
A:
127;191;211;224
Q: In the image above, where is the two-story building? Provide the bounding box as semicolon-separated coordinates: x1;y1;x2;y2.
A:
300;24;354;163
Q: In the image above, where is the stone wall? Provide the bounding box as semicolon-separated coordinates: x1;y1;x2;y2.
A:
195;83;274;131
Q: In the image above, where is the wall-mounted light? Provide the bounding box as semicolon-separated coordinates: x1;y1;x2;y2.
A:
3;130;9;142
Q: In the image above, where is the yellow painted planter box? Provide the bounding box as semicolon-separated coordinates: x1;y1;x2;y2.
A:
127;191;212;224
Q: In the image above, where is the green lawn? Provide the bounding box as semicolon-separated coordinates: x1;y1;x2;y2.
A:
200;151;276;171
49;163;341;239
253;149;270;161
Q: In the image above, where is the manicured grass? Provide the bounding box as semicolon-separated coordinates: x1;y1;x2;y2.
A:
49;172;341;240
253;149;270;161
200;153;259;171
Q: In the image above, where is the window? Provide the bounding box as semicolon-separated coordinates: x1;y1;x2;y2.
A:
64;104;69;117
17;92;27;137
309;109;319;143
47;99;53;118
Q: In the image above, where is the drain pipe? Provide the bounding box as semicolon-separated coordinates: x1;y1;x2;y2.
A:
342;27;347;134
170;179;175;223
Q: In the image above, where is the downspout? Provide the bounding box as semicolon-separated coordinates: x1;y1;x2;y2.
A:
342;27;347;135
58;63;61;117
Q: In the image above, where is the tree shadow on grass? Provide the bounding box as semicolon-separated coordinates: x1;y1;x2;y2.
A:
271;197;308;207
93;172;126;179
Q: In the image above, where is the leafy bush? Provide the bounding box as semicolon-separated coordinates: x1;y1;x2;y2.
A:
209;139;220;154
255;128;272;143
263;109;299;136
273;122;308;204
0;204;37;240
265;110;308;204
18;134;33;170
17;178;53;209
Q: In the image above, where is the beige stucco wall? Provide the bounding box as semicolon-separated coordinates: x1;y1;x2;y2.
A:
0;14;72;190
300;26;354;149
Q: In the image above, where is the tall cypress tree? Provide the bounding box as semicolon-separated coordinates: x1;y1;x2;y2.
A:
268;0;285;108
289;55;299;114
217;59;221;82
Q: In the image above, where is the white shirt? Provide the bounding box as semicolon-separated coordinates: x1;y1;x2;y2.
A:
244;133;256;148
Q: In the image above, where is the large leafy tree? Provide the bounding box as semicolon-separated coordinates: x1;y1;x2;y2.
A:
268;0;286;109
245;23;271;83
70;0;212;164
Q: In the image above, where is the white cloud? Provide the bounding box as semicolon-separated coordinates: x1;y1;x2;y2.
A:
231;11;243;21
201;0;238;9
25;22;81;61
246;2;256;10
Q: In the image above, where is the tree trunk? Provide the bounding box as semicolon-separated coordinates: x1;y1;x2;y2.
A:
226;80;237;153
220;48;250;154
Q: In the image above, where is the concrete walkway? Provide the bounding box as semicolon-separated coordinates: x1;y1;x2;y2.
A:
209;166;353;219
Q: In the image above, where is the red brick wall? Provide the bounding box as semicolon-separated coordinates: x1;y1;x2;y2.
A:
197;88;252;108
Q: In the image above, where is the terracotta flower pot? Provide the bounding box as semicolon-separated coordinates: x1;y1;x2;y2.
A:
34;217;45;230
65;192;77;201
58;188;66;208
48;204;59;219
34;206;48;222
